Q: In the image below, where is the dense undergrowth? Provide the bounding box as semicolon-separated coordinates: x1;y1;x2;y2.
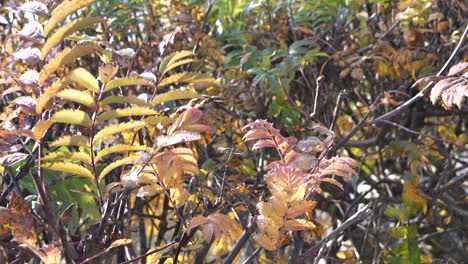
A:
0;0;467;263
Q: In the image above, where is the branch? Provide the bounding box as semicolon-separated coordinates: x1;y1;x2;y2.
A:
299;203;372;262
433;169;468;195
222;222;254;264
371;24;468;123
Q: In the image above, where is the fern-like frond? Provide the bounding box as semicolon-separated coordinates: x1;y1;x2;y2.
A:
43;0;98;36
96;106;158;123
157;72;219;89
93;121;146;142
49;135;89;147
186;213;242;245
42;151;92;165
99;155;141;181
50;109;91;127
95;144;150;162
101;95;153;108
104;77;155;92
151;90;203;105
36;78;71;114
42;162;94;181
56;89;96;108
42;17;106;59
159;50;195;74
65;67;100;92
38;44;102;85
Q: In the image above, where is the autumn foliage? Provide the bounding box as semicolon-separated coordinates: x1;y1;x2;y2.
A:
0;0;467;263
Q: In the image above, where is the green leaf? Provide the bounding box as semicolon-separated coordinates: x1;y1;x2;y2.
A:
101;95;153;108
42;151;92;165
157;72;219;89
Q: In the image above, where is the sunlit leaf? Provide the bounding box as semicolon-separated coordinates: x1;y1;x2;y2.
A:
56;89;96;108
43;162;94;180
44;0;98;36
65;67;100;92
50;109;91;127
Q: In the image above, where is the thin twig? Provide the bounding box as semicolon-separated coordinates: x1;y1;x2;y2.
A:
371;24;468;123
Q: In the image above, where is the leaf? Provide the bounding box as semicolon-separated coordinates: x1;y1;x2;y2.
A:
38;44;102;85
152;90;204;105
168;108;203;135
101;95;153;108
162;59;197;76
42;151;92;165
44;0;98;36
186;213;242;245
42;17;106;59
99;155;141;181
49;135;89;147
50;109;91;127
65;67;100;92
17;21;43;39
430;77;468;109
0;153;29;166
95;144;150;162
447;62;468;76
156;132;203;147
109;239;133;249
12;96;37;115
13;47;41;62
18;1;48;16
33;120;53;140
96;106;158;123
19;70;39;87
56;89;96;108
159;50;195;74
36;78;72;114
104;77;155;92
145;116;175;126
284;219;317;231
286;201;317;219
8;192;37;245
42;162;94;180
157;72;219;89
93;121;146;142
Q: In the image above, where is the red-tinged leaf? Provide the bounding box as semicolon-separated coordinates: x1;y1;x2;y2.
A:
156;132;203;147
242;119;273;130
448;62;468;76
243;129;273;141
181;124;212;133
202;224;214;243
12;96;37;115
252;139;276;150
168;108;203;135
320;177;344;190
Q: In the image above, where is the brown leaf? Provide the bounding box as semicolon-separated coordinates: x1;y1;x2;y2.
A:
448;62;468;76
8;192;37;245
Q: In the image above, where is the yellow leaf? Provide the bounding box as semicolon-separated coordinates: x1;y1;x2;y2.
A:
161;58;197;76
152;90;203;105
44;0;98;36
93;121;146;142
42;151;92;164
101;95;153;108
99;155;141;181
104;77;155;92
157;72;219;89
159;50;195;74
109;238;133;249
33;120;53;140
50;109;91;127
95;144;150;163
38;44;102;85
42;17;106;59
42;162;94;181
286;200;317;219
56;89;96;108
65;67;100;92
36;78;71;114
96;106;158;123
49;135;89;147
145;116;175;126
284;219;317;231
